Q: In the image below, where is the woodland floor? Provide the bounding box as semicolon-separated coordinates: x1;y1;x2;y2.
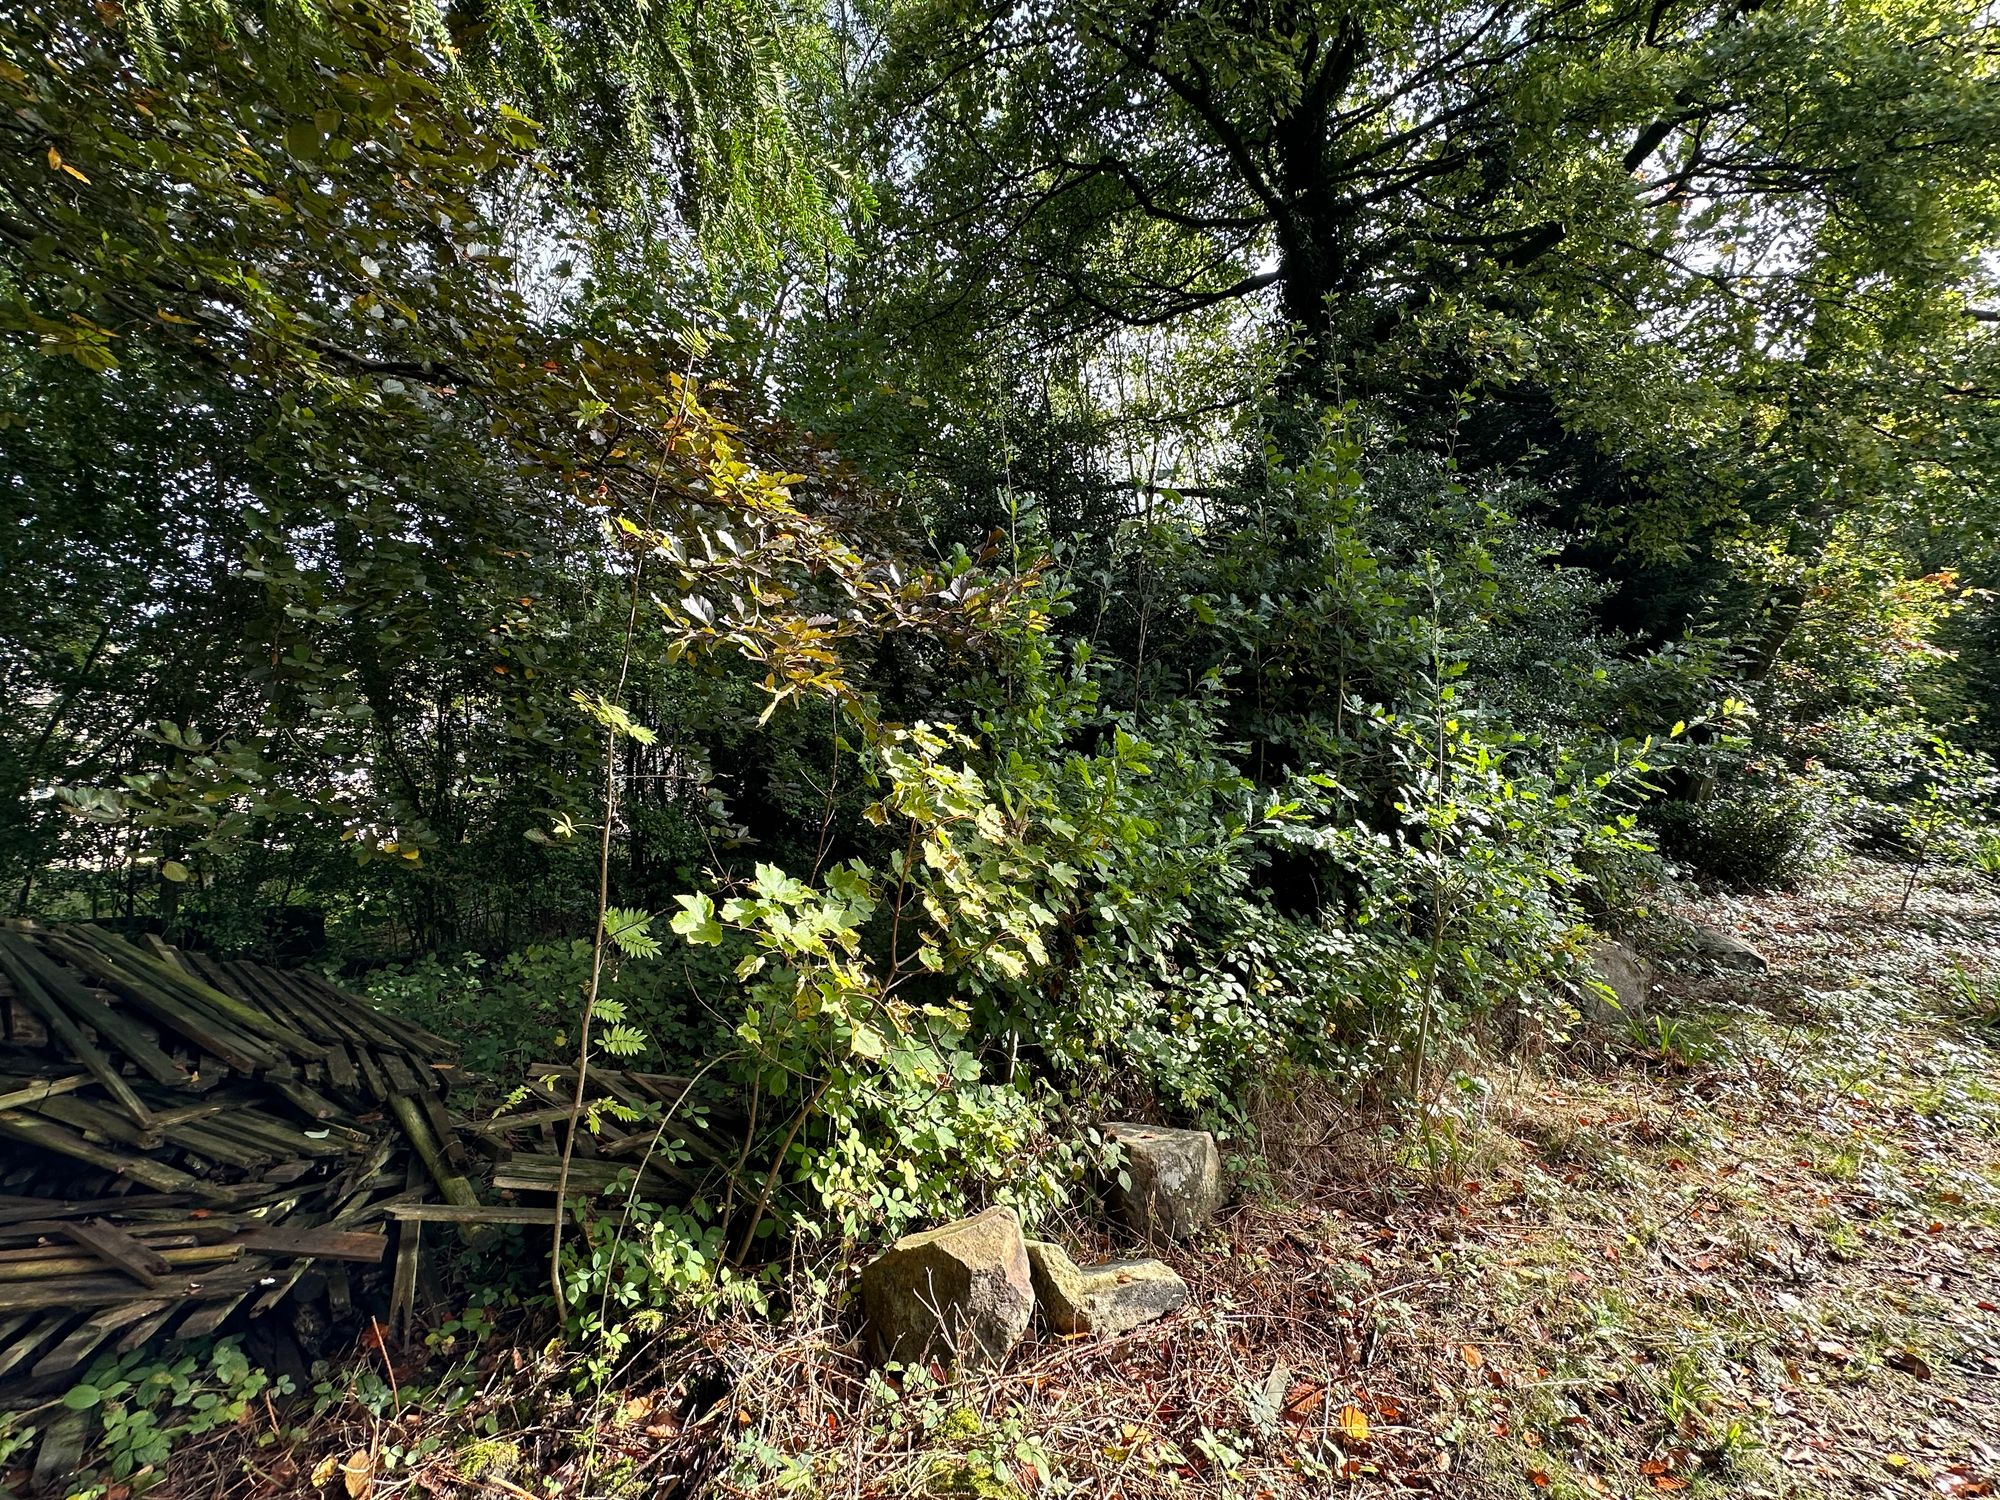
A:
147;856;2000;1500
704;855;2000;1500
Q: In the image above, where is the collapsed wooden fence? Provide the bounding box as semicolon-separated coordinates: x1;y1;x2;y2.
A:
0;920;734;1395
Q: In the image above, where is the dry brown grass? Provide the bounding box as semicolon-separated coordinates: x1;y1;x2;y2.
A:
87;859;2000;1500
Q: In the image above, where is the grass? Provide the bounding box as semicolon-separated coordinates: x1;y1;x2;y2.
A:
59;857;2000;1499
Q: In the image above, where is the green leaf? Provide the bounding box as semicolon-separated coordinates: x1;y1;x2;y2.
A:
603;907;661;958
668;892;724;945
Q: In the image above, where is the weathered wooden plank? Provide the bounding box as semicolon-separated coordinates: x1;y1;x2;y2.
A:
57;1218;172;1286
378;1050;424;1098
172;1289;251;1340
479;1103;585;1133
389;1220;420;1343
0;1311;58;1380
231;960;362;1045
73;926;327;1059
2;934;187;1087
31;1093;164;1150
0;1073;90;1112
158;1119;275;1170
417;1090;469;1169
41;933;282;1073
294;968;455;1057
0;943;155;1128
238;1226;388;1262
0;1193;194;1229
0;1241;240;1283
322;1044;359;1095
31;1407;91;1492
114;1300;181;1352
488;1155;648;1195
387;1095;479;1208
269;1077;342;1122
195;957;322;1040
0;1112;204;1195
32;1298;171;1378
0;1266;258;1312
351;1045;392;1102
381;1203;568;1225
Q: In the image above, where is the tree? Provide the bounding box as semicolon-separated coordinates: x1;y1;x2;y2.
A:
0;1;996;946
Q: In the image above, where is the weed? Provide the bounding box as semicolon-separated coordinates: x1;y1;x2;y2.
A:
1944;965;2000;1029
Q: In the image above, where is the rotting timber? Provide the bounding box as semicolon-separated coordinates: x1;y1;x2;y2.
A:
0;920;737;1395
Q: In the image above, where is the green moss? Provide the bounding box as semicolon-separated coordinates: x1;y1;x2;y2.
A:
456;1439;521;1482
924;1458;1016;1499
936;1405;983;1442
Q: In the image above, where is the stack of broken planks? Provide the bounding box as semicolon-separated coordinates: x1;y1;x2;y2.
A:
474;1061;742;1203
0;920;472;1390
0;918;759;1405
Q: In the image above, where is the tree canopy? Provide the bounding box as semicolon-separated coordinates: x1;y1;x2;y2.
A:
4;0;1999;1326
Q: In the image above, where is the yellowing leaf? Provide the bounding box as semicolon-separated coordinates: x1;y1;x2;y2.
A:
46;145;88;183
1337;1405;1370;1443
341;1450;374;1500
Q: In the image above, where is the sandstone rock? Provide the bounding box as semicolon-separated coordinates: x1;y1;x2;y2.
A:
1582;939;1655;1027
1103;1122;1224;1240
859;1206;1034;1369
1688;924;1768;972
1026;1239;1188;1336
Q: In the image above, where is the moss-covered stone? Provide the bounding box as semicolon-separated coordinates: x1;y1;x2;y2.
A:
1102;1123;1225;1240
1025;1239;1188;1335
859;1206;1034;1369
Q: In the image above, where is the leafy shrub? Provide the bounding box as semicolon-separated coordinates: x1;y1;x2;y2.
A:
1649;767;1835;889
362;935;727;1078
3;1339;292;1495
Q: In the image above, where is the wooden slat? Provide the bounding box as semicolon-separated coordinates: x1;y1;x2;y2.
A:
0;943;155;1128
0;1113;205;1196
378;1050;424;1098
387;1095;479;1209
3;934;187;1086
322;1044;359;1095
270;1077;342;1122
417;1090;469;1169
0;1266;258;1313
73;927;327;1059
237;1226;388;1262
229;960;362;1045
172;1289;251;1340
58;1218;172;1286
0;1311;62;1379
32;1298;171;1378
0;1193;194;1229
352;1045;393;1102
40;933;281;1074
0;1242;240;1283
0;1073;91;1112
31;1093;164;1150
382;1203;566;1225
295;968;455;1057
114;1300;180;1352
389;1220;419;1343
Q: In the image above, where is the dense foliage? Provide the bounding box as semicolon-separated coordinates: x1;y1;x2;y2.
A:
5;0;1998;1341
